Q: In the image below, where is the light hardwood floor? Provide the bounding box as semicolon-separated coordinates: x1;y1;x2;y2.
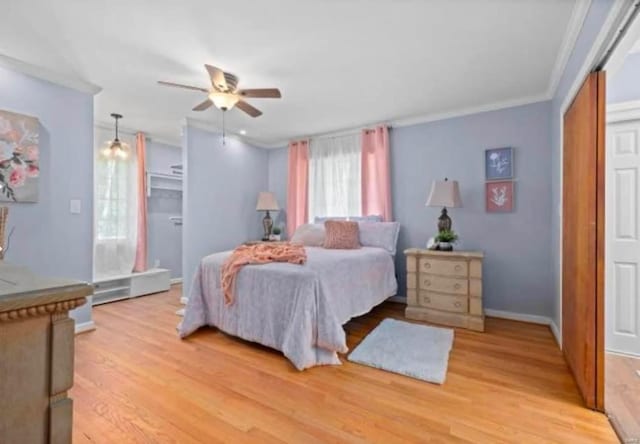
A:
72;286;618;443
606;353;640;443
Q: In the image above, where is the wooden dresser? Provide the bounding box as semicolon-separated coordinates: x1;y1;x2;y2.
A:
0;263;92;444
404;249;484;331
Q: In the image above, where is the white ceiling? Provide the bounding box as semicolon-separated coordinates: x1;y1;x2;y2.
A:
0;0;579;147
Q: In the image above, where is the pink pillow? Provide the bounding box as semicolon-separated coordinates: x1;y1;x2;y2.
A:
323;220;361;249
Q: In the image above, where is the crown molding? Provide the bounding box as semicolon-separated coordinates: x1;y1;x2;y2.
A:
254;93;550;149
390;93;549;128
561;0;633;114
546;0;592;98
0;53;101;95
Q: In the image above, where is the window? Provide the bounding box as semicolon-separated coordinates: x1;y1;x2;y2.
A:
308;133;361;221
93;127;138;278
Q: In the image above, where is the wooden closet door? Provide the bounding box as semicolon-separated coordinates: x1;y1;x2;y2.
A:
562;71;605;410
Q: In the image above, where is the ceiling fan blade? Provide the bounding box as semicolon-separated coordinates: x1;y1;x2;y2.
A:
158;81;208;93
205;64;228;91
192;99;213;111
237;88;281;98
236;100;263;118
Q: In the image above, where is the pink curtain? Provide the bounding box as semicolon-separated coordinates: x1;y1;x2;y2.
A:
286;140;309;238
361;126;392;221
133;133;148;272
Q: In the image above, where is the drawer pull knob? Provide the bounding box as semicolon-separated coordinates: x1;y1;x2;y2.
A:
424;297;431;303
454;265;461;271
454;301;461;308
454;283;461;289
425;263;431;269
424;280;431;287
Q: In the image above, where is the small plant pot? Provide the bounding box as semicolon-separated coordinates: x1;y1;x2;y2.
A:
438;242;453;251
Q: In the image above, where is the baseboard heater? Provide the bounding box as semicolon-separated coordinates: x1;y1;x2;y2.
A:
92;268;171;305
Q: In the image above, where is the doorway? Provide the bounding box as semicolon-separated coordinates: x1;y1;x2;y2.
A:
605;35;640;442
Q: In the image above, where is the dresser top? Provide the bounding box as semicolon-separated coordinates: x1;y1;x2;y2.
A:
404;248;484;259
0;262;92;312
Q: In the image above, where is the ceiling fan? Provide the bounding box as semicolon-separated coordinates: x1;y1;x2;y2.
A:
158;64;281;118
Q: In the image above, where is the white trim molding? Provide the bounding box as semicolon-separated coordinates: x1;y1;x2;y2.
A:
550;320;562;349
75;320;96;334
547;0;593;98
0;53;101;95
258;94;550;149
171;277;183;285
484;309;552;326
606;100;640;123
606;349;640;359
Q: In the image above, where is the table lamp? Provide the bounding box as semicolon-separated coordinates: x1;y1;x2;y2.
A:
256;192;279;241
426;178;462;233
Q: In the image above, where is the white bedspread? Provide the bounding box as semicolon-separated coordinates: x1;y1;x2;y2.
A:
179;246;397;370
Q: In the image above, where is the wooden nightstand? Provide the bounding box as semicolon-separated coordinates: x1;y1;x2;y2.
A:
243;240;285;246
404;248;484;332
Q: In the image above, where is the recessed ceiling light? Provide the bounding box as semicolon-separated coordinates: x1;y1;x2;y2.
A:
239;129;247;135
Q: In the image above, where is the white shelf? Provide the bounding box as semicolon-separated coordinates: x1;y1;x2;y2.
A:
146;171;182;196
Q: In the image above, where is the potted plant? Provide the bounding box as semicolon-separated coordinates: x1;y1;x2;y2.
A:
270;226;282;241
435;229;458;251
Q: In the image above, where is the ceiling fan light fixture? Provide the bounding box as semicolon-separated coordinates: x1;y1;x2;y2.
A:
209;92;239;111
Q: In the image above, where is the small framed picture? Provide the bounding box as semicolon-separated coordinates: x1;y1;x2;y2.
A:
486;181;514;213
485;147;513;180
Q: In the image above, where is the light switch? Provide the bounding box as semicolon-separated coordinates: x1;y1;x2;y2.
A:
70;199;81;214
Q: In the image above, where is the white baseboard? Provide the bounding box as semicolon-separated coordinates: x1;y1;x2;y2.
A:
170;277;183;285
606;349;640;359
180;296;188;305
550;320;562;349
484;309;552;326
75;321;96;334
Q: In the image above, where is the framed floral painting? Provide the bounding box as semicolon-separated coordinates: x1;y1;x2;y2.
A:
486;181;514;213
0;110;39;202
485;147;513;180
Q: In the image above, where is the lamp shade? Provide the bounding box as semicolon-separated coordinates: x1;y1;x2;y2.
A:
426;179;462;208
256;192;279;211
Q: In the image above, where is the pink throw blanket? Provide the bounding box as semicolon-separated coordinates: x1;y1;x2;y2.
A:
221;242;307;305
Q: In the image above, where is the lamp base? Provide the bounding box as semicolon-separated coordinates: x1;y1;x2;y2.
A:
437;207;452;232
262;211;273;241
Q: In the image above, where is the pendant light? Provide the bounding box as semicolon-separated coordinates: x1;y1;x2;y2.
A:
102;113;130;160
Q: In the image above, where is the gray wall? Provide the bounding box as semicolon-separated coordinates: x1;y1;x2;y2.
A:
267;101;553;316
146;140;182;278
0;65;94;324
550;0;615;334
608;52;640;104
182;126;267;297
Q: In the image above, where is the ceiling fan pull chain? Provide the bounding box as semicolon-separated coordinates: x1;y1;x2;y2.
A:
222;110;226;146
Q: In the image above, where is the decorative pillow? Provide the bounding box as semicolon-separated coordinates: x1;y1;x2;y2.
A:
358;222;401;255
323;220;361;249
314;215;383;223
290;224;325;246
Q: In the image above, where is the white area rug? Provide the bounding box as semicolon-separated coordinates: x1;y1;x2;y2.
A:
348;318;454;384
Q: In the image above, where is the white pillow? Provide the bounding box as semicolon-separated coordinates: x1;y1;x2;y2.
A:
357;222;400;255
291;224;325;246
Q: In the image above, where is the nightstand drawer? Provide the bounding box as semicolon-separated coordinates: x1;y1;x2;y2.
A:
419;258;467;277
419;275;467;295
419;291;467;313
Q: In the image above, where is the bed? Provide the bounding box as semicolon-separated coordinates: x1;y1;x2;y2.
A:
179;245;397;370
